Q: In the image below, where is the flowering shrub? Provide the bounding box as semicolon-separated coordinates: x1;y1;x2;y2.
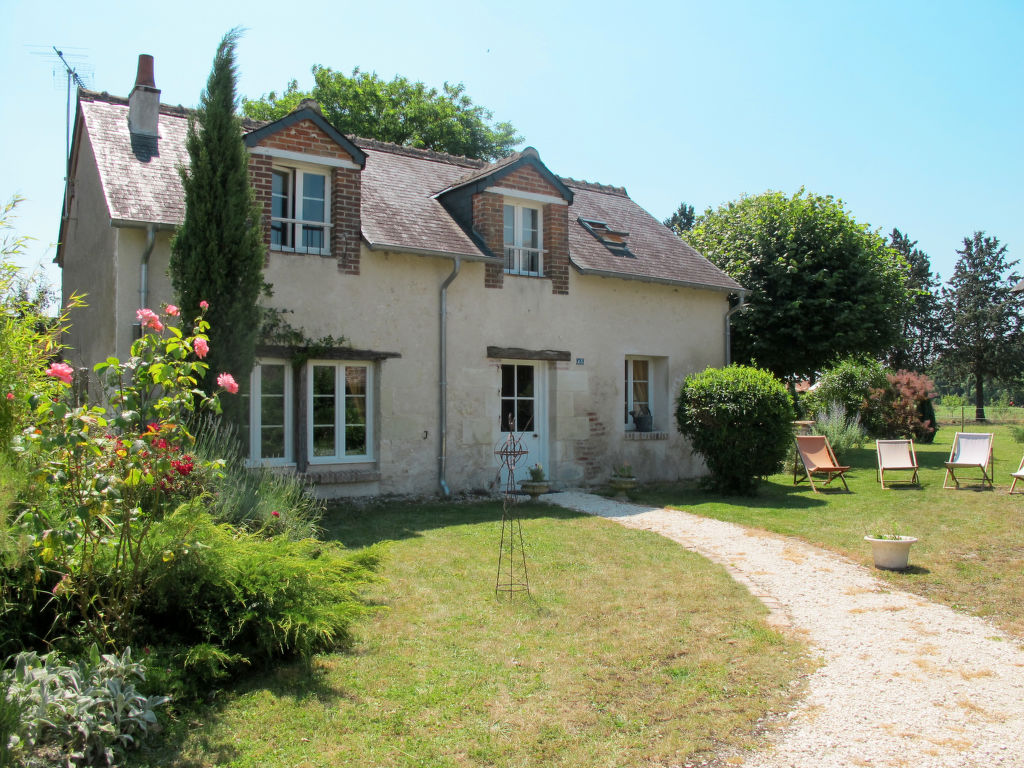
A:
813;401;867;458
865;370;938;443
9;303;233;649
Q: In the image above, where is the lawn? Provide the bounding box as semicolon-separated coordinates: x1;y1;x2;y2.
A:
132;502;809;767
634;422;1024;639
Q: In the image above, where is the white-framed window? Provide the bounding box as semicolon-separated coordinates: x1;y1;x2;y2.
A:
308;361;373;463
271;166;330;255
624;357;651;429
242;359;294;465
503;201;542;276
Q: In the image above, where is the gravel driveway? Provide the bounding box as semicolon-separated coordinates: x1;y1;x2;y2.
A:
548;491;1024;768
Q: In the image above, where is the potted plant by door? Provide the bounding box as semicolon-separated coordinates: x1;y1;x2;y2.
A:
520;463;550;501
864;523;917;570
608;463;638;498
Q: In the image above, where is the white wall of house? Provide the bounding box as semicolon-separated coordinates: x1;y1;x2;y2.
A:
264;245;724;496
61;132;119;374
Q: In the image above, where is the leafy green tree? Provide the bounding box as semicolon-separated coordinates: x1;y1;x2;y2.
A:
170;29;267;421
664;202;695;235
936;232;1023;421
684;190;908;382
886;228;941;371
243;67;521;161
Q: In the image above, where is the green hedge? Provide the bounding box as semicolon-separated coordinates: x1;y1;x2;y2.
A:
675;365;794;494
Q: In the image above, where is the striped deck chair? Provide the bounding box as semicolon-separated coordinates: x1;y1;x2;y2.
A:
943;432;994;489
794;435;850;492
1009;454;1024;494
876;439;919;489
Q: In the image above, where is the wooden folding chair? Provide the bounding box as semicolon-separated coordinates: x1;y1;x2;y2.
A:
794;435;850;492
876;439;919;489
943;432;994;489
1009;454;1024;494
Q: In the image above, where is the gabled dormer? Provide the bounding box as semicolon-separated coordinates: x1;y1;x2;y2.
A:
244;102;367;274
436;147;574;294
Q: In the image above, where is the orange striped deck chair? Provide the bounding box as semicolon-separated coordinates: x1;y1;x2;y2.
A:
794;435;850;492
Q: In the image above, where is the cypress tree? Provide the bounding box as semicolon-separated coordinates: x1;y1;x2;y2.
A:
170;28;266;422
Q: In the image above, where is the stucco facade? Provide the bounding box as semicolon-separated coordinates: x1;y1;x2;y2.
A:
57;73;745;498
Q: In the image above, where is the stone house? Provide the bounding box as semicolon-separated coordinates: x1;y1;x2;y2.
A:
56;55;746;497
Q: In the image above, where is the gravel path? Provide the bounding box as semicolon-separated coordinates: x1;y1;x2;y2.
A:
548;491;1024;768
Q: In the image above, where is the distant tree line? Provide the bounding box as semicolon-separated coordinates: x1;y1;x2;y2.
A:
667;194;1022;421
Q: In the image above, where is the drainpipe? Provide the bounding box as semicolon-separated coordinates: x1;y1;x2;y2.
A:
138;224;157;309
438;256;462;497
724;296;748;366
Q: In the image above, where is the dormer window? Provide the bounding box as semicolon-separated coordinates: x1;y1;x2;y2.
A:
271;166;330;255
503;201;542;276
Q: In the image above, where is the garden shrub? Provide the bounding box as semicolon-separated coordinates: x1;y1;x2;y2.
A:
1;645;166;766
137;499;380;693
804;356;887;428
865;370;938;443
813;401;866;458
191;416;324;540
2;295;378;707
675;365;794;494
8;304;225;651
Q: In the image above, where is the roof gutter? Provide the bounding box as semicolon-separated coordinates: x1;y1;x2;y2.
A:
572;264;749;296
438;255;462;498
110;218;177;231
366;241;498;264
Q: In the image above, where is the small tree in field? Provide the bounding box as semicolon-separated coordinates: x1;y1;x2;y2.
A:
937;232;1023;422
170;28;266;422
675;366;794;494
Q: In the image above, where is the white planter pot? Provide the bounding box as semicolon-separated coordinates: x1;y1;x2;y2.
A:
864;535;917;570
520;481;549;501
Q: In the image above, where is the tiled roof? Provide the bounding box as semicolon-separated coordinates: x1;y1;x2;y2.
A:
355;141;489;258
75;90;742;292
564;179;743;292
78;92;190;226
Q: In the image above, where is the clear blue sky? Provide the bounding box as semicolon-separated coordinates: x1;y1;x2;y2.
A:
3;0;1022;292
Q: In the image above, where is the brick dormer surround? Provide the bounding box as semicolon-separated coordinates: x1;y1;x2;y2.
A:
246;114;365;275
473;165;570;295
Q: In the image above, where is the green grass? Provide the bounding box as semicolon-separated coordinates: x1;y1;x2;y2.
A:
131;501;809;767
633;423;1024;638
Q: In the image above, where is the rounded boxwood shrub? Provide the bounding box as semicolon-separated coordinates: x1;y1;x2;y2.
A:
675;365;794;494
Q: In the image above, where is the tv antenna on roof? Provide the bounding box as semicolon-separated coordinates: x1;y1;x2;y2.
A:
30;44;93;218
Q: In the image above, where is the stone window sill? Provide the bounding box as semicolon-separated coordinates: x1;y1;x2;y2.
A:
298;468;381;484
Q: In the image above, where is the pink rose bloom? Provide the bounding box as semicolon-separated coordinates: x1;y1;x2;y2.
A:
136;308;164;332
5;392;13;400
199;300;209;311
217;372;239;394
46;362;74;385
271;510;280;518
165;304;179;316
193;337;209;359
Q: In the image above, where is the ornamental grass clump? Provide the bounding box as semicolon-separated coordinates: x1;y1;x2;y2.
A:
675;365;794;494
813;401;866;458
